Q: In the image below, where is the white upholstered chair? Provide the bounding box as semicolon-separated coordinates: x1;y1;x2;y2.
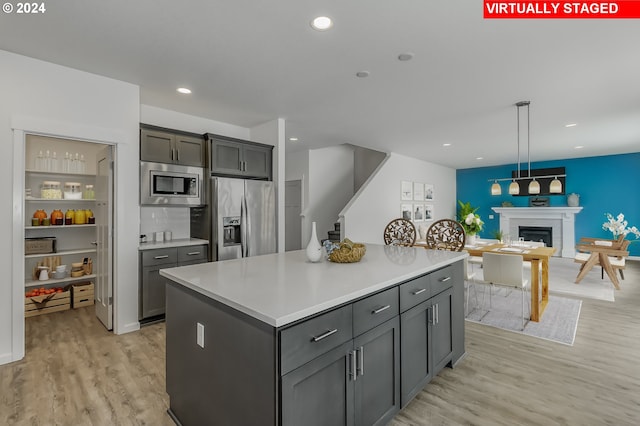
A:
480;252;530;330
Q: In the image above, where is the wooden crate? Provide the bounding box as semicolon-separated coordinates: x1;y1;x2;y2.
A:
25;290;71;317
72;281;94;308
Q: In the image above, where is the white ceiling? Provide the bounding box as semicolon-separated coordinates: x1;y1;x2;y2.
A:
1;1;639;169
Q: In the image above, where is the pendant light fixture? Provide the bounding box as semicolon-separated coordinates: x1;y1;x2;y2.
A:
489;100;565;195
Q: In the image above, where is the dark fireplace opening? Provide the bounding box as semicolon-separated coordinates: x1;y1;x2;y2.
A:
519;226;552;247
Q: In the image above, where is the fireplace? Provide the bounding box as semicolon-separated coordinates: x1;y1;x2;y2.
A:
492;207;583;258
519;226;552;247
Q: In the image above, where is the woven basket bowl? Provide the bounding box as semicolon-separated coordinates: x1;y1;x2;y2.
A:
329;243;366;263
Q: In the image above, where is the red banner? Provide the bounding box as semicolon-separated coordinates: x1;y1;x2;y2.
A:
484;1;640;18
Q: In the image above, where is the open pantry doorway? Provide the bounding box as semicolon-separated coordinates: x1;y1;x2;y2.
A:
23;134;114;330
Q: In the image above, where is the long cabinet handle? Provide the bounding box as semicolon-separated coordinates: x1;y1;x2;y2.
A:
372;305;391;315
412;288;426;295
357;346;364;376
349;350;357;381
154;255;170;259
435;303;439;324
439;276;451;282
186;251;201;256
311;328;338;342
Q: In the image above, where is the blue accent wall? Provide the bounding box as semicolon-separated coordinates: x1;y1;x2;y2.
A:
456;152;640;257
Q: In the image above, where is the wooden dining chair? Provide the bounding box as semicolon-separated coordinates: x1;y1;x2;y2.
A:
425;219;466;252
480;252;530;330
383;218;417;246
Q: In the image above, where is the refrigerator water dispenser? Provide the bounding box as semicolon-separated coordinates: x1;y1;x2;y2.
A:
222;216;241;246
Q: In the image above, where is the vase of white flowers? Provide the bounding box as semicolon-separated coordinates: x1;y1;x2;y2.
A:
457;201;483;244
602;213;640;239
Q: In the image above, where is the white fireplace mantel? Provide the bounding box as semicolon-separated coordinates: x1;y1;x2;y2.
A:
492;207;583;258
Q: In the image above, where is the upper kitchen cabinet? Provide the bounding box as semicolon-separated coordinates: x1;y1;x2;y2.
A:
140;125;205;167
206;134;273;180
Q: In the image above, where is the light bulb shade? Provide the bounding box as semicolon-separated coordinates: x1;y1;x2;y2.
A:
549;177;562;193
491;181;502;195
508;181;520;195
529;179;541;194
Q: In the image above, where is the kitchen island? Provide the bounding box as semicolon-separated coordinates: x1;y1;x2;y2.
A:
160;244;467;426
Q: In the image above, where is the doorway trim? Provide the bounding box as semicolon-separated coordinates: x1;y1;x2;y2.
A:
10;115;123;363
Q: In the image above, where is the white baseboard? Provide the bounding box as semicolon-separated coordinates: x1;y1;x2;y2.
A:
115;321;141;335
0;351;21;366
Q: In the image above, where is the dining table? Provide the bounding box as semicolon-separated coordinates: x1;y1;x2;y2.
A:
464;241;557;322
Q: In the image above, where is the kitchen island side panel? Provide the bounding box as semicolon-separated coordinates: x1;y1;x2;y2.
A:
451;260;465;366
166;282;277;426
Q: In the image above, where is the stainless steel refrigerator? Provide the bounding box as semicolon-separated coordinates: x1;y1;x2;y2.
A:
198;177;276;261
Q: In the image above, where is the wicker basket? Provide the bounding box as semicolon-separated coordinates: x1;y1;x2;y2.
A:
329;242;366;263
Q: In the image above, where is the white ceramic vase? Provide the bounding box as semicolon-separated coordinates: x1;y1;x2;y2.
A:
306;222;323;262
465;234;477;246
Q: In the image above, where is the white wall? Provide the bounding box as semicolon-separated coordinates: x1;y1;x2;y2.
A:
140;105;250;139
306;146;355;244
2;50;140;365
342;152;457;244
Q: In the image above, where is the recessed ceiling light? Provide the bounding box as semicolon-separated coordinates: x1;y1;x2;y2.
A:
311;16;333;31
476;157;483;160
289;137;298;142
442;143;451;147
575;145;584;149
565;123;577;128
177;87;191;94
398;52;414;61
355;71;370;78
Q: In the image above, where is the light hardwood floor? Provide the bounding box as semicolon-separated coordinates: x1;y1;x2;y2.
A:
2;262;639;425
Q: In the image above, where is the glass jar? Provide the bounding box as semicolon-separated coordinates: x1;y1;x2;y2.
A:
64;182;82;199
40;181;62;199
74;209;86;225
84;184;95;200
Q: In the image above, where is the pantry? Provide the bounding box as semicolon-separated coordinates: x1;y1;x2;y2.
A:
23;134;113;329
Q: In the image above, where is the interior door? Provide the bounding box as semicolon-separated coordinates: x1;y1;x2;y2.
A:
95;145;113;330
285;180;302;251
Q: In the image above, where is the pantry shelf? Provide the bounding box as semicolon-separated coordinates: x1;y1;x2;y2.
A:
25;248;97;259
25;273;97;289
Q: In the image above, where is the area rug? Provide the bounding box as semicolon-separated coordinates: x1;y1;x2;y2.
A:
465;288;582;346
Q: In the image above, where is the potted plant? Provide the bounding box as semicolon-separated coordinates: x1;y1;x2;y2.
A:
493;229;504;243
457;200;484;245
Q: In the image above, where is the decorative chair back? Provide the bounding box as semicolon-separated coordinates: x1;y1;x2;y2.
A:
425;219;466;251
383;218;417;246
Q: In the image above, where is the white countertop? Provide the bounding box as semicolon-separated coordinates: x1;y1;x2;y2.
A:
138;238;209;251
159;244;467;327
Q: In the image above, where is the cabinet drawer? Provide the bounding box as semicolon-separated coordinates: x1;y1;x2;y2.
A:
399;274;431;313
430;265;454;296
280;304;353;375
141;248;178;266
353;287;399;337
177;245;208;263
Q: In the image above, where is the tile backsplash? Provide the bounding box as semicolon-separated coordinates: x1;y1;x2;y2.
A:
140;207;190;241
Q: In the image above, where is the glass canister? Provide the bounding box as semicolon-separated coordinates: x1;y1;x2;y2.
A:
65;209;75;225
74;208;86;225
40;181;62;199
64;182;83;199
84;184;95;200
50;209;64;226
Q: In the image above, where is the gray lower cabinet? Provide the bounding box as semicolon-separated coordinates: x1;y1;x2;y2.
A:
281;287;400;426
139;245;208;320
399;266;454;406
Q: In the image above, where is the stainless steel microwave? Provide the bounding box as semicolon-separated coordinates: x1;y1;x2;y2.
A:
140;161;204;206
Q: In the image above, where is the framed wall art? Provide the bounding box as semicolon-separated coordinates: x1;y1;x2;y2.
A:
401;181;413;201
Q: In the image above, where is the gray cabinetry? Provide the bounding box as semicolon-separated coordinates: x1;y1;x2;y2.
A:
164;259;464;426
140;126;205;167
206;134;273;179
281;287;400;426
139;245;208;320
399;265;454;406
